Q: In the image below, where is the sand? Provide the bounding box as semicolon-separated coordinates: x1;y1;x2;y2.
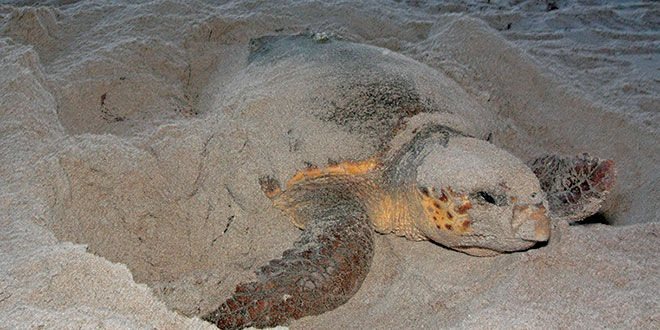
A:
0;0;658;328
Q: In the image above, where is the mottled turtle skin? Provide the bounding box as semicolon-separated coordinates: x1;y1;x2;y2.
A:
203;34;616;329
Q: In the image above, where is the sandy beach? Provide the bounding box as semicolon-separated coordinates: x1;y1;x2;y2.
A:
1;0;658;328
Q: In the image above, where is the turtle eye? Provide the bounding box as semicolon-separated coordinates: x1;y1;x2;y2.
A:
470;191;507;206
478;191;497;204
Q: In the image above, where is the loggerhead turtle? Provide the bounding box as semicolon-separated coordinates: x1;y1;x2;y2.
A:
203;34;616;329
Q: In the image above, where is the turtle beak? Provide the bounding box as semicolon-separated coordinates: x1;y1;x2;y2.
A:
512;204;550;242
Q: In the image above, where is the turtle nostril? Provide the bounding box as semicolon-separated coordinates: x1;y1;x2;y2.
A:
512;205;550;242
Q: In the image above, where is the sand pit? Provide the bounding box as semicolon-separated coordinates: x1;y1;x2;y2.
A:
1;1;658;329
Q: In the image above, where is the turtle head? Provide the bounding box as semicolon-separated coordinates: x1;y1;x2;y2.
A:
412;136;550;256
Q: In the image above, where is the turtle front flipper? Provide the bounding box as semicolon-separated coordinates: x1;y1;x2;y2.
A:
258;175;283;199
528;153;617;222
203;182;374;329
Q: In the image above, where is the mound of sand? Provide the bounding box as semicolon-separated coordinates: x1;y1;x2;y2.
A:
1;1;657;328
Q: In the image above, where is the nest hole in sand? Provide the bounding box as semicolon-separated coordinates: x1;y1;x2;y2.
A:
46;127;278;316
43;30;275;316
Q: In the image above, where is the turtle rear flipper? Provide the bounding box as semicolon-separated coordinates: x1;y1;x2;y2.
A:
529;153;617;222
203;189;374;329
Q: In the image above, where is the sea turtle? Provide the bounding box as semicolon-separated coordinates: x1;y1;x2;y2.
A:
203;34;616;329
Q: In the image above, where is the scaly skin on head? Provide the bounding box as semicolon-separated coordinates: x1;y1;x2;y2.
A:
419;186;473;234
378;124;550;256
203;124;553;328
